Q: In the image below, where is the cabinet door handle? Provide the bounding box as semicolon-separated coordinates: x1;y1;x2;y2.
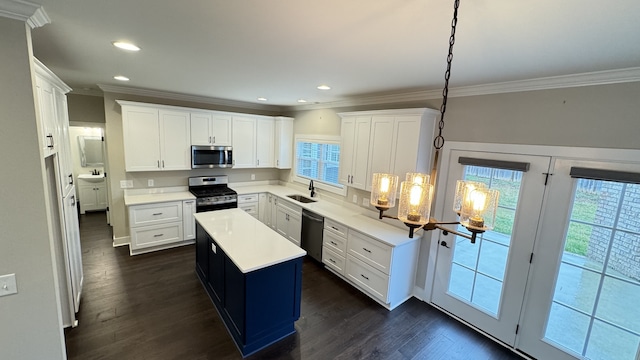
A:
362;247;372;253
276;160;279;166
360;274;369;281
46;134;54;148
152;212;163;216
257;159;260;166
162;160;165;168
157;160;160;168
71;195;76;207
209;136;212;143
213;136;216;143
154;233;164;237
69;174;74;185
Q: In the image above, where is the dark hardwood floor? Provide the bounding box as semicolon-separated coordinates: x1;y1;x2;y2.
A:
66;212;523;360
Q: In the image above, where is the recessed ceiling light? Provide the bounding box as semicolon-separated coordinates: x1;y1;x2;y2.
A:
297;99;307;103
112;41;140;51
114;75;130;81
317;85;331;90
257;97;268;101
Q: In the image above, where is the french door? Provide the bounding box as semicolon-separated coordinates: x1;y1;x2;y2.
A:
432;150;551;346
518;159;640;360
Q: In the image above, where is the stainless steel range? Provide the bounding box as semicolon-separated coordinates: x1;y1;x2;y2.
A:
188;175;237;212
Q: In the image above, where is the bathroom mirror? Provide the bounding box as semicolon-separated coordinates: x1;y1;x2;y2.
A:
78;135;104;167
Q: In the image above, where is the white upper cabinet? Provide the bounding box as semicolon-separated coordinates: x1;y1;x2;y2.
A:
190;111;231;146
340;109;438;191
159;109;191;170
256;117;274;168
339;116;371;190
119;101;191;171
274;117;293;169
232;116;257;168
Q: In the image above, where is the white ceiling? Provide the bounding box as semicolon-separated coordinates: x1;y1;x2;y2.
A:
26;0;640;108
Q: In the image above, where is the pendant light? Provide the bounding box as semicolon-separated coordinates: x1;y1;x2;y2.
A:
371;0;500;243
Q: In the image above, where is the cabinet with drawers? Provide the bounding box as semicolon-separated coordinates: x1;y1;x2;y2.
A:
238;193;259;219
128;200;195;255
322;219;348;275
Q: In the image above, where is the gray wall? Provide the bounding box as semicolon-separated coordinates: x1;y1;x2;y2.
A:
0;18;65;359
68;93;105;124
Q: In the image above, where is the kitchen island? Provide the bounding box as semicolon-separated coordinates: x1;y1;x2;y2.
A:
194;208;306;357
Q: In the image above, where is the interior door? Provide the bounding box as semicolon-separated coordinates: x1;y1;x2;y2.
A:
432;150;550;346
518;159;640;360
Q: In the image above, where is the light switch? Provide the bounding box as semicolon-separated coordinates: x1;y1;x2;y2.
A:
0;273;17;297
148;179;154;187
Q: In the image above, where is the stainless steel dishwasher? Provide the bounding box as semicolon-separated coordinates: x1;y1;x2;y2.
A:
301;209;324;262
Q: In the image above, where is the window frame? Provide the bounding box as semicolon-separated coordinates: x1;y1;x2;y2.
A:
292;134;346;196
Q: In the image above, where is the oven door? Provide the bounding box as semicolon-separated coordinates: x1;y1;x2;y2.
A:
191;146;233;169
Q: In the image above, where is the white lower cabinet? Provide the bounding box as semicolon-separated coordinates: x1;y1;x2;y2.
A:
322;246;346;275
128;200;195;255
78;180;107;214
346;255;389;302
276;200;302;246
238;193;259;219
183;200;196;240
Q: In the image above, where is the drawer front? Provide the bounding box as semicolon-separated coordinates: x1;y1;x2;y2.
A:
323;230;346;256
346;255;389;303
347;230;392;275
131;222;183;249
239;203;258;217
322;246;345;275
237;193;258;204
129;202;182;227
324;218;348;238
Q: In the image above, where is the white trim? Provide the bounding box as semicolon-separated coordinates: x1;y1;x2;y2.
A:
293;68;640;111
0;0;50;28
100;84;283;112
292;134;346;196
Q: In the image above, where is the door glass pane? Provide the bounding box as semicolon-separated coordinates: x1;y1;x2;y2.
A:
447;166;523;317
545;179;640;359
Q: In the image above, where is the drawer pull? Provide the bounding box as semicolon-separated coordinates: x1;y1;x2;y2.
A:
331;226;339;231
154;233;164;237
328;258;336;264
330;241;338;246
360;274;370;280
152;212;163;216
362;247;372;253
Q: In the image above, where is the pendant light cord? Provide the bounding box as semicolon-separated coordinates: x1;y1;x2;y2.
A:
434;0;460;150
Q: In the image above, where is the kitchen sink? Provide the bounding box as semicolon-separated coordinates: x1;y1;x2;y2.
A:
287;194;317;203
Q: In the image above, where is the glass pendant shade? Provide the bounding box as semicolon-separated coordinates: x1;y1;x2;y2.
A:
398;181;433;226
453;180;487;214
370;173;399;209
405;172;430;186
459;186;499;231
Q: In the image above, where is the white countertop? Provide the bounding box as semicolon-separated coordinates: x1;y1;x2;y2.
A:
124;187;195;206
230;184;419;247
195;208;306;273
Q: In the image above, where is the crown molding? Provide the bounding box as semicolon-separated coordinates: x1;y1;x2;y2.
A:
290;67;640;111
0;0;50;28
98;84;285;113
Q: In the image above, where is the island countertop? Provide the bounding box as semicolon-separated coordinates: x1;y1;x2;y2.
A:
194;208;306;273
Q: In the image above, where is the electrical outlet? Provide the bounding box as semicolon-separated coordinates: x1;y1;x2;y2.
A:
120;180;133;188
251;174;255;180
148;179;154;187
352;194;358;203
362;198;369;207
0;273;17;297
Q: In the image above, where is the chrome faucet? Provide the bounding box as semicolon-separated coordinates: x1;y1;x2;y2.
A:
309;180;316;197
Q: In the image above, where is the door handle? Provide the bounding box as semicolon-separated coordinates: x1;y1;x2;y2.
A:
440;240;451;248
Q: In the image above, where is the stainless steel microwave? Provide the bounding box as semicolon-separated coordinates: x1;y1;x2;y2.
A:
191;145;233;169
